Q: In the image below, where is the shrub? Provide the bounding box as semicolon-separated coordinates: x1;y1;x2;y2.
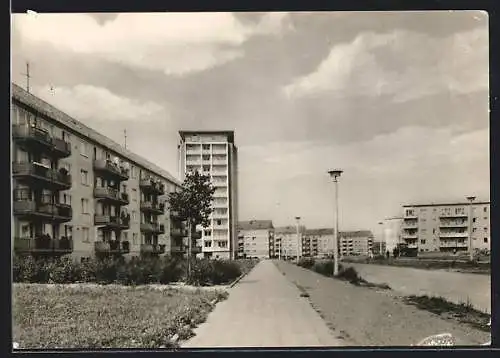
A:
160;256;184;284
297;257;315;269
188;259;241;286
336;266;364;284
312;260;335;277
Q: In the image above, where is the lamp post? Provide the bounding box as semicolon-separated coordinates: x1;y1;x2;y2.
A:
378;222;384;257
295;216;301;264
466;196;476;262
328;169;343;276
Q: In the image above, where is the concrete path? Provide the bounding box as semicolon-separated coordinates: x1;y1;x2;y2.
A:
181;260;343;348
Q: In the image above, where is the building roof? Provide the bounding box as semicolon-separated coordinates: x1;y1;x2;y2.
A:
12;83;181;186
305;229;373;238
403;201;490;208
179;130;235;143
275;226;307;235
237;220;274;230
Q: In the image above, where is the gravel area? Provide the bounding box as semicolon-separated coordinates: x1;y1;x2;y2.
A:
274;260;490;346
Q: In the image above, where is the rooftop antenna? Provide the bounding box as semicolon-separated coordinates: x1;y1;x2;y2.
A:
22;62;31;93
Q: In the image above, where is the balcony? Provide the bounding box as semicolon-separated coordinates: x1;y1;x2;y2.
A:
93;159;129;181
13;200;72;223
170;245;185;254
12;124;72;158
213;192;227;198
439;211;468;219
439;241;468;249
140;222;165;234
439;221;468;228
171;227;187;237
439;232;468;238
14;236;73;255
402;221;418;228
94;214;130;229
94;241;130;255
94;187;129;205
213;202;228;208
141;244;166;255
139;178;165;195
140;201;165;215
12;162;72;190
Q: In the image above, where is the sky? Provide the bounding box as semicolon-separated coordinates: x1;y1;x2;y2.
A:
11;11;490;236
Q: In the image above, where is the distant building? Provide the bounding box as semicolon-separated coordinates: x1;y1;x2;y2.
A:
304;228;333;258
274;226;306;259
237;220;274;259
339;231;374;256
383;217;403;254
402;201;490;255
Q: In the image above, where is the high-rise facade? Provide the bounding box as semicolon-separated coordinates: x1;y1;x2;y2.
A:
401;201;490;255
178;131;238;259
11;83;183;261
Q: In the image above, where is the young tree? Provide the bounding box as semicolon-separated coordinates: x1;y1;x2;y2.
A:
168;171;215;278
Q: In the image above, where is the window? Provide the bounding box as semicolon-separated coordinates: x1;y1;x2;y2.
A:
484;237;488;243
204;241;212;247
82;227;90;242
217;219;222;225
204;230;211;236
132;211;137;221
218;241;227;248
80;170;89;185
133;233;138;245
473;218;477;223
122;232;128;241
81;198;89;214
432;229;436;234
132;188;137;201
484;227;488;232
80;141;88;157
203;165;210;172
61;193;72;205
473;228;477;232
420;240;426;244
202;144;210;150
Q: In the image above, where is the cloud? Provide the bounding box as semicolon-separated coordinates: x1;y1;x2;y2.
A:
238;126;489;228
32;84;166;122
13;12;292;76
283;26;488;102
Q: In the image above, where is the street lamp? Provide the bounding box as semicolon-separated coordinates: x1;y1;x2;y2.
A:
466;196;476;261
295;216;301;264
328;169;343;276
378;222;384;257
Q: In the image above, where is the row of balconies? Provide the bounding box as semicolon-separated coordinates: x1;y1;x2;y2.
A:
139;178;165;195
140;222;165;234
12;124;72;159
14;236;73;255
93;159;129;181
13;200;73;222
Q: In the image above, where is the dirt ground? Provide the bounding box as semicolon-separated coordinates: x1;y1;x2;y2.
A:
273;260;490;347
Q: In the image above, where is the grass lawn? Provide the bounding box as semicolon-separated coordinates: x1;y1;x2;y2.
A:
13;283;228;349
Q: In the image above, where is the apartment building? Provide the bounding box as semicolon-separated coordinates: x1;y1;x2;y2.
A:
303;228;333;258
274;226;306;259
236;220;274;259
402;201;490;255
382;217;403;254
11;83;184;261
178;131;238;259
339;231;374;257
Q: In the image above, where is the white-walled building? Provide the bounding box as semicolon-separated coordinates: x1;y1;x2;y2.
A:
383;217;403;254
178;131;238;259
237;220;274;259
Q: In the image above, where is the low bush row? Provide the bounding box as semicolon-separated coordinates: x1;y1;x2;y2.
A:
13;255;244;286
297;257;364;285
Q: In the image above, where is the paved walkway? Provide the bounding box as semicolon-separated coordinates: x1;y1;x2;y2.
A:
182;260;343;348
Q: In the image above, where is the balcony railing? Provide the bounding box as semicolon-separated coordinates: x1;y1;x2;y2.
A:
14;236;73;255
140;201;165;214
438;232;468;238
13;200;72;222
139;178;165;195
141;244;166;255
439;221;468;228
439;212;468;219
93;159;129;181
171;227;187;237
140;222;165;233
94;241;130;254
94;214;130;229
12;124;72;158
94;187;129;205
12;162;72;190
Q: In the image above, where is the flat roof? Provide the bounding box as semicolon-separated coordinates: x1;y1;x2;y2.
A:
237;220;274;230
403;201;490;208
12;83;181;186
179;130;235;143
